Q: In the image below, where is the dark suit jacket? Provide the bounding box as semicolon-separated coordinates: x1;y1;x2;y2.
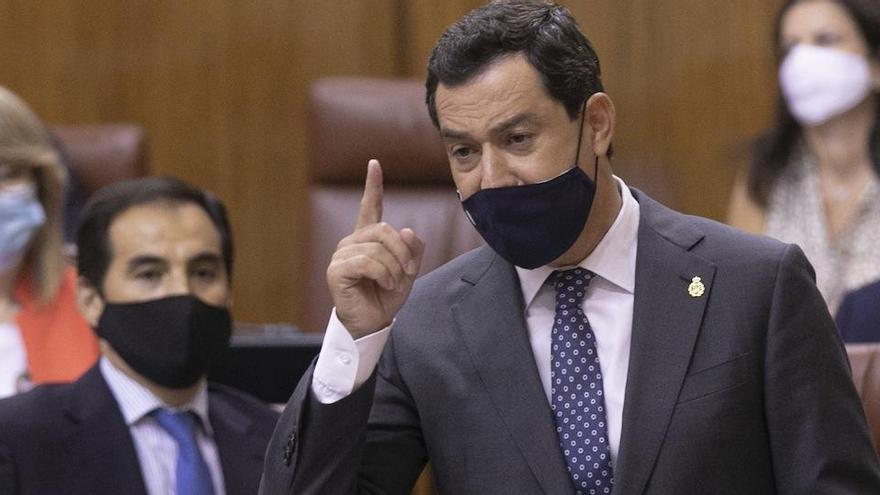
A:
261;191;880;494
836;280;880;343
0;364;280;495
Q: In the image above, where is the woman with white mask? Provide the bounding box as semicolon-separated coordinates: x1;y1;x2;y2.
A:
0;86;97;397
728;0;880;321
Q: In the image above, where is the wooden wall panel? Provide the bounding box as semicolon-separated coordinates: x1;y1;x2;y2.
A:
0;0;397;326
402;0;785;218
399;0;485;75
570;0;785;218
0;1;786;325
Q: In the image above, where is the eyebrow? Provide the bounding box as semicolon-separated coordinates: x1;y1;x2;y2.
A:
126;255;167;272
188;252;223;265
439;128;469;141
490;113;541;138
125;252;222;271
440;113;542;142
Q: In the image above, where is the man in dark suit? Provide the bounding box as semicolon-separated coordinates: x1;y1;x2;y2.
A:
260;1;880;493
0;177;279;495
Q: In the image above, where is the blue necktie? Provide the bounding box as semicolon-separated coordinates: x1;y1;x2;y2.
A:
548;268;614;495
152;408;216;495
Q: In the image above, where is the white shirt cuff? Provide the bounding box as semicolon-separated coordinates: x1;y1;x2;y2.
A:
311;308;392;404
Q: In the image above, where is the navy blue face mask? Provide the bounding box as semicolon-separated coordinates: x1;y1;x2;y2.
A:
460;109;598;269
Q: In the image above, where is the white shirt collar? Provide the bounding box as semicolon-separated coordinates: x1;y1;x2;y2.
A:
99;356;213;434
516;175;640;308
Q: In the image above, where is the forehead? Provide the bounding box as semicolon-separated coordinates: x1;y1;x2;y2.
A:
781;1;861;39
434;53;561;131
107;201;221;262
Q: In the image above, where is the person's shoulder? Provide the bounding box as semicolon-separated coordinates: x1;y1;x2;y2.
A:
207;382;281;425
408;245;495;300
637;190;790;266
207;382;280;445
0;383;72;420
0;382;74;444
690;214;787;260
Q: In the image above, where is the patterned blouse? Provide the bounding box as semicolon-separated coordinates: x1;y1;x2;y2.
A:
765;149;880;315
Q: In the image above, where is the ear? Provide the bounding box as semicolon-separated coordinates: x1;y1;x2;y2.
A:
585;92;616;158
76;276;105;328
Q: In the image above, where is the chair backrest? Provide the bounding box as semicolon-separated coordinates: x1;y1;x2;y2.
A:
846;343;880;456
306;77;483;332
51;124;149;198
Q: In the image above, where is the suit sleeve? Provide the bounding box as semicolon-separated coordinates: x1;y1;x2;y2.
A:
260;333;427;495
764;244;880;494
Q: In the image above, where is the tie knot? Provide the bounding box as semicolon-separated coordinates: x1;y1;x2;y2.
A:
152;408;200;450
547;268;593;305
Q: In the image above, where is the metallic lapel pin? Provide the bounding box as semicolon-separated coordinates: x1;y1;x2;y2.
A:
688;276;705;298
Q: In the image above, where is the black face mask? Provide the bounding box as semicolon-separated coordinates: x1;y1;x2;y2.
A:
460;108;598;269
97;295;232;388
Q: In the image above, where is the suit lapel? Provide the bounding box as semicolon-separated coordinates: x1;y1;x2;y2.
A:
210;390;264;495
62;366;149;495
452;248;574;495
613;192;716;495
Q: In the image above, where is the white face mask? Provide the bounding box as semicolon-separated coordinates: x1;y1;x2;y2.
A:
0;183;46;271
779;44;873;126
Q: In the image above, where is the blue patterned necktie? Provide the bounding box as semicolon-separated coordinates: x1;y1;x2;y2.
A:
548;268;614;495
152;408;216;495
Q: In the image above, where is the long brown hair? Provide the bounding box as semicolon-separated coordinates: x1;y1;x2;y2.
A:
0;86;67;304
749;0;880;206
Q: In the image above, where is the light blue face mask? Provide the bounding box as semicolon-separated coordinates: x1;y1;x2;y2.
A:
0;185;46;271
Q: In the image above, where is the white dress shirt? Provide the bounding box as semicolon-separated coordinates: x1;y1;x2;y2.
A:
312;177;640;464
100;357;227;495
0;321;27;398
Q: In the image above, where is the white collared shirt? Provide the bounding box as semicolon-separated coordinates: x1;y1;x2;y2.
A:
0;321;27;398
313;176;641;464
100;357;227;495
513;176;638;462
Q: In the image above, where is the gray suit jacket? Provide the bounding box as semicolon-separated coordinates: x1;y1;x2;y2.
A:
261;191;880;494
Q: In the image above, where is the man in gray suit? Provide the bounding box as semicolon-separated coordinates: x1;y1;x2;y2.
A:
261;1;880;493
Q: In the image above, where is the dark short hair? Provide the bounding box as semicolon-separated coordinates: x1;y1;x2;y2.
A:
426;0;604;127
76;176;234;292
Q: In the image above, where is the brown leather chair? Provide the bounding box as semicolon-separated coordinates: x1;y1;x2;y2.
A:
306;77;483;334
846;343;880;456
51;124;149;198
308;77;481;495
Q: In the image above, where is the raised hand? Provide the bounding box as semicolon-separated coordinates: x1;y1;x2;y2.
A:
326;159;425;339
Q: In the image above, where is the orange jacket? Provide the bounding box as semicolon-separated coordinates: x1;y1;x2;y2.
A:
14;267;99;384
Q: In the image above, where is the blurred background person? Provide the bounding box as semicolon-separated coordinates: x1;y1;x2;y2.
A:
728;0;880;318
0;86;97;398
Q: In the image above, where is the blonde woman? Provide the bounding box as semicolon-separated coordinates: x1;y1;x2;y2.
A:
0;86;97;397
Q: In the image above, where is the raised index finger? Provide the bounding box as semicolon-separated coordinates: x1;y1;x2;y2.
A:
356;159;384;230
